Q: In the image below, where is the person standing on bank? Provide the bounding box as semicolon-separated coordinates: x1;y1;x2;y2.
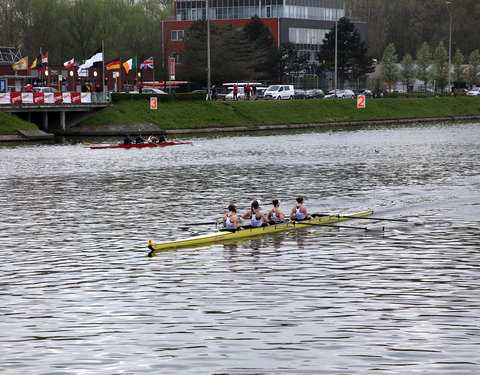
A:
242;200;270;227
223;204;240;231
290;196;312;221
233;84;238;101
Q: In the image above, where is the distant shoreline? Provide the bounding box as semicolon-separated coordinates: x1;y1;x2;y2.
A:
1;97;480;140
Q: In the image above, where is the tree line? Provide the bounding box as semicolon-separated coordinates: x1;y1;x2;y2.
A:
381;42;480;92
346;0;480;60
1;0;478;89
0;0;171;70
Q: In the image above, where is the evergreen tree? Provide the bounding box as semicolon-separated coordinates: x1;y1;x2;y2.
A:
432;41;449;91
466;49;480;87
452;48;465;84
380;43;399;92
180;21;254;86
277;42;309;84
317;17;374;88
242;15;277;80
416;42;432;91
400;53;415;92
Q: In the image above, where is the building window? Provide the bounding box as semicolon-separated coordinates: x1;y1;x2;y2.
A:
172;52;181;64
289;28;328;45
172;30;185;41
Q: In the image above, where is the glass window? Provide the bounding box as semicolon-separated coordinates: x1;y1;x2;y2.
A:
172;30;185;41
172;52;181;64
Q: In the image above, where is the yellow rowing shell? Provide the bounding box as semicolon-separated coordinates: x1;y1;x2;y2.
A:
147;211;374;254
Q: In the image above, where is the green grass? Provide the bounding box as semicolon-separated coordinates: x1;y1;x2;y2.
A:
0;112;38;135
1;96;480;135
80;97;480;130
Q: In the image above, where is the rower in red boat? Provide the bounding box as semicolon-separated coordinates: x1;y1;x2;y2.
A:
147;135;159;143
123;135;133;145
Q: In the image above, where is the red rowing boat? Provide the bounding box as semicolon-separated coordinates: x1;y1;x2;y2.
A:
90;141;193;149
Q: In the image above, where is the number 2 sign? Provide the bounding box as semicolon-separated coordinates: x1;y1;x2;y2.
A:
357;94;366;109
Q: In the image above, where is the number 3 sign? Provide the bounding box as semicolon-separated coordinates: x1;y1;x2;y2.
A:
357;94;366;109
150;97;158;110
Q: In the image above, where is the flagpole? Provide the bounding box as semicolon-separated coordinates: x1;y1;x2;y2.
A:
102;40;105;99
39;47;43;86
135;56;138;91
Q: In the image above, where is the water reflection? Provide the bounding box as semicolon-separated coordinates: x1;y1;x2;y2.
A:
0;122;479;374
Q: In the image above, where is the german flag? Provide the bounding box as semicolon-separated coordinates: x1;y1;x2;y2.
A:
106;58;121;70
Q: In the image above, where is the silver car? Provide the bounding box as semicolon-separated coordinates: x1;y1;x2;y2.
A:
466;87;480;96
324;89;355;99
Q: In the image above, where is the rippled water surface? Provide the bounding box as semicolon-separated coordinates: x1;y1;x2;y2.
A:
1;122;479;374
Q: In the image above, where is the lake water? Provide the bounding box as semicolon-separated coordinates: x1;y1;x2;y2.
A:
0;122;479;374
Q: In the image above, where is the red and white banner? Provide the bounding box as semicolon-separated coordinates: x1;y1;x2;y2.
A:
34;93;45;103
0;93;92;105
169;57;175;80
0;93;10;104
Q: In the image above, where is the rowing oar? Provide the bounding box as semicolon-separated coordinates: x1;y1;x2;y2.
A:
313;213;408;222
180;220;220;226
293;221;368;231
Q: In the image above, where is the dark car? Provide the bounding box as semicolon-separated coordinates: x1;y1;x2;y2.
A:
305;89;324;99
356;89;373;98
294;89;306;99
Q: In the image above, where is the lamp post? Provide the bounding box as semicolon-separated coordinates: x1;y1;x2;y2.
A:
334;5;338;96
446;2;452;93
206;0;211;100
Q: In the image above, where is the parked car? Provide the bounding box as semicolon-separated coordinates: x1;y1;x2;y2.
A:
256;87;267;99
213;87;229;100
142;88;167;94
413;87;434;94
466;87;480;96
356;89;373;98
305;89;324;99
294;89;306;99
33;87;58;93
263;85;295;100
324;89;355;99
225;87;245;101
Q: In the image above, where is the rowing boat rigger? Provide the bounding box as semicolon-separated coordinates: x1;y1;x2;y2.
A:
147;211;374;255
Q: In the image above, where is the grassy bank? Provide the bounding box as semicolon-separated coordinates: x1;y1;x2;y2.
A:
0;112;38;135
79;96;480;131
1;96;480;135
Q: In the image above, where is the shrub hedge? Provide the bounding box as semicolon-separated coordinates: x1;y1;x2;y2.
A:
110;92;205;103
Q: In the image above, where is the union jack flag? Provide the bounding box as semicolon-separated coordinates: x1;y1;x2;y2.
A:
140;57;154;70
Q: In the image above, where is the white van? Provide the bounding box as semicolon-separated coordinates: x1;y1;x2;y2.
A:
264;85;295;100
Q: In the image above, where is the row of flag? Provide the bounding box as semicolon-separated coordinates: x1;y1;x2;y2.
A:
12;49;154;73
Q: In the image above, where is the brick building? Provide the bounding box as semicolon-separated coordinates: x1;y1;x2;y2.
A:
162;0;366;82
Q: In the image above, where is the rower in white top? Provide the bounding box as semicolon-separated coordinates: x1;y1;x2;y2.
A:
242;200;270;228
268;199;286;223
290;196;312;221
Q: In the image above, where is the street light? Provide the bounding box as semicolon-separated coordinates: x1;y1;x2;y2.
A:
206;0;211;100
334;4;339;96
446;1;452;93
